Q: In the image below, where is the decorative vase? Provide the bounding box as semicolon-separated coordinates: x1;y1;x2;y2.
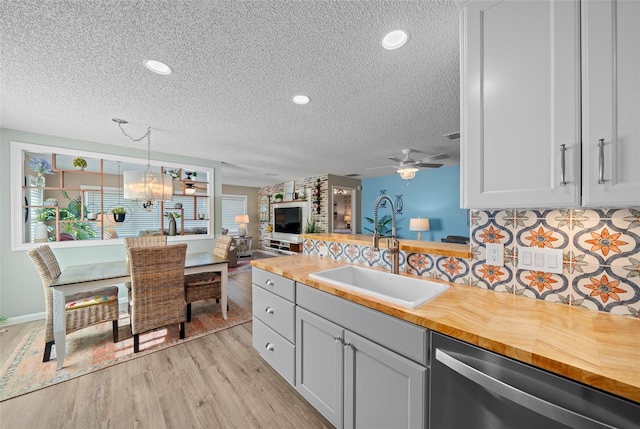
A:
36;173;45;188
169;218;177;236
113;213;125;223
75;166;84;171
34;222;48;243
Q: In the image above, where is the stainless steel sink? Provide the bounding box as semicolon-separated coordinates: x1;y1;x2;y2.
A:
308;265;449;309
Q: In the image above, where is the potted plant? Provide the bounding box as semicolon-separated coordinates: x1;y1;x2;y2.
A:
73;157;87;171
274;193;283;202
304;218;321;233
111;207;126;223
28;157;53;187
164;211;182;236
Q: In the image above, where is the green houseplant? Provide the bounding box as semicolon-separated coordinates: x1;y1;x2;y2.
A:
111;207;126;223
72;157;87;170
164;211;181;236
304;218;321;233
274;193;284;202
364;214;393;236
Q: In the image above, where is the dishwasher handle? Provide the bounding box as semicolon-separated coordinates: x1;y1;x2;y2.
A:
435;349;616;429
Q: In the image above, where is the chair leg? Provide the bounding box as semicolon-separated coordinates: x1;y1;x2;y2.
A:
179;322;185;339
186;303;192;323
133;334;140;353
112;320;118;343
43;340;54;362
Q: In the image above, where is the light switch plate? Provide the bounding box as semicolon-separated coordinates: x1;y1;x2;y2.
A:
518;247;562;274
486;243;504;266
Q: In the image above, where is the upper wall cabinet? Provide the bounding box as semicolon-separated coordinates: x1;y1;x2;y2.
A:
460;0;640;209
581;0;640;206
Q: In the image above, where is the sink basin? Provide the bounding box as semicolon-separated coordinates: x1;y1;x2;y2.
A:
308;265;449;309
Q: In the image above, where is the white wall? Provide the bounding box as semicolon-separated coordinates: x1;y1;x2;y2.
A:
0;128;223;321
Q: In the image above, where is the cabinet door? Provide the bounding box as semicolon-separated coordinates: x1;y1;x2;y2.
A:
295;307;344;428
343;331;427;429
461;0;581;208
582;0;640;207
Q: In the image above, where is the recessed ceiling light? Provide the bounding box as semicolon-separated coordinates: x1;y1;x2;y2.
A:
382;30;409;50
144;59;172;75
292;95;310;105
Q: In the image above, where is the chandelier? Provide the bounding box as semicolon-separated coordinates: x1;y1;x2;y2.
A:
113;119;173;212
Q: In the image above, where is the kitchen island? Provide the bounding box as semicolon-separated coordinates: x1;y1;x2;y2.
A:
252;253;640;404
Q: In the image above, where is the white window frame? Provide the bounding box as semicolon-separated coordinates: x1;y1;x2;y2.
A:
10;141;215;250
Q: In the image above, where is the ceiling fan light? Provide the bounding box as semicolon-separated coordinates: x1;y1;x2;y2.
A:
397;167;419;180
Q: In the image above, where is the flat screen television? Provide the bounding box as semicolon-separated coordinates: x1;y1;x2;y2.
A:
274;206;302;234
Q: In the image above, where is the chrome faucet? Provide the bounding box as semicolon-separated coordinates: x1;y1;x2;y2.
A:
371;194;400;274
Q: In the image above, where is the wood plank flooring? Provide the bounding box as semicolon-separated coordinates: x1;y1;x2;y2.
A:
0;271;333;429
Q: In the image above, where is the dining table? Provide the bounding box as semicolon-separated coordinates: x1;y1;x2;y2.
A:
48;252;228;370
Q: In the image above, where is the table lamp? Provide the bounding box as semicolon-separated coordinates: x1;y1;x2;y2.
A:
235;214;250;237
409;217;430;240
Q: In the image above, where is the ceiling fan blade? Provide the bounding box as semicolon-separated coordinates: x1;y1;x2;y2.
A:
366;165;398;170
420;153;449;162
414;163;444;168
387;157;403;163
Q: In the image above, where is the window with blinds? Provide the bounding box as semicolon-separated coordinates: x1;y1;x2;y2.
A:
222;194;247;235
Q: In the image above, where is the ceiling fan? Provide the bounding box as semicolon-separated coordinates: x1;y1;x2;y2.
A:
367;149;449;179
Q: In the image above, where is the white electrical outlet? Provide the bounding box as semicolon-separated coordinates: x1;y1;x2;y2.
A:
486;243;504;266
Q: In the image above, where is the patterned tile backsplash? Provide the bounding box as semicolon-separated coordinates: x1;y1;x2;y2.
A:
303;208;640;317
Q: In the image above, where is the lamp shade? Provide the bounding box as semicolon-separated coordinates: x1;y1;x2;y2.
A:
235;214;250;224
409;217;430;240
123;170;173;202
344;215;351;222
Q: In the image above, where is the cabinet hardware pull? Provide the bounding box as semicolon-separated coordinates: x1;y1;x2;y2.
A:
265;307;274;314
598;139;605;184
343;342;352;349
265;343;274;351
435;349;615;429
333;337;342;343
560;144;567;186
265;279;275;287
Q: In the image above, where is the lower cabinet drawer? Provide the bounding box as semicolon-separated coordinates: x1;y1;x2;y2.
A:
253;285;295;343
253;317;295;385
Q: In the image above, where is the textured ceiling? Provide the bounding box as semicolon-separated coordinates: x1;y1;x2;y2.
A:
0;0;460;187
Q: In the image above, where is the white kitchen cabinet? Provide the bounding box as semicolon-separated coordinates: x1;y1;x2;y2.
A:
296;307;344;428
461;0;581;208
296;285;428;429
251;268;296;385
461;0;639;209
581;0;640;206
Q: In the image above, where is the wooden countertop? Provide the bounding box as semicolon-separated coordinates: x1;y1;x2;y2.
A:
300;233;471;258
252;254;640;403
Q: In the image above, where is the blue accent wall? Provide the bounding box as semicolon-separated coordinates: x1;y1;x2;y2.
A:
361;165;469;242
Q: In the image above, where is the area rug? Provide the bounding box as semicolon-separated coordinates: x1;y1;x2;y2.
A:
0;299;251;402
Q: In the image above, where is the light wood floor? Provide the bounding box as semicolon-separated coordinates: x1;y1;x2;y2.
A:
0;271;333;429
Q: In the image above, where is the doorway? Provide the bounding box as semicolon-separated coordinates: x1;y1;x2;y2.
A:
331;186;356;234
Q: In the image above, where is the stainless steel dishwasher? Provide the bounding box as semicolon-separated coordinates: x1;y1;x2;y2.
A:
430;332;640;429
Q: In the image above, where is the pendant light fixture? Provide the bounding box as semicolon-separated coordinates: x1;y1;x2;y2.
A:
113;118;173;212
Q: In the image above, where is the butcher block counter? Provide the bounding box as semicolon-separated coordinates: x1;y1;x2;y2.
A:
252;254;640;403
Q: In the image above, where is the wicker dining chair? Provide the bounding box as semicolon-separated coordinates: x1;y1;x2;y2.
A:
123;235;167;290
128;243;187;353
27;245;120;362
184;234;234;322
